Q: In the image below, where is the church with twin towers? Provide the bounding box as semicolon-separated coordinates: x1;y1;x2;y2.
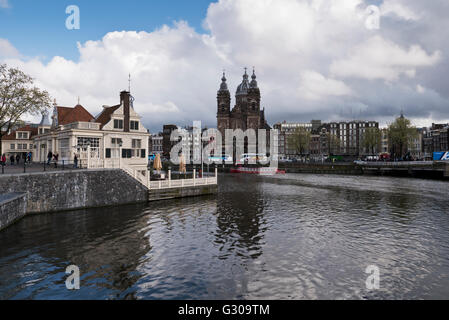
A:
216;68;271;157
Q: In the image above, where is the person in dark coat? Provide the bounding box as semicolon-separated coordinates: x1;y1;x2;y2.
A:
53;153;59;168
47;151;53;165
15;154;20;164
10;155;15;165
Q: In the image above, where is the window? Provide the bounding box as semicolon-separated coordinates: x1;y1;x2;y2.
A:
122;149;132;158
130;121;139;130
17;132;29;139
58;138;70;159
10;144;15;150
114;119;124;129
111;138;122;147
110;138;122;158
131;139;141;158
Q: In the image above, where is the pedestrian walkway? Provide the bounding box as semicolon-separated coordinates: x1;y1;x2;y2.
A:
0;162;81;175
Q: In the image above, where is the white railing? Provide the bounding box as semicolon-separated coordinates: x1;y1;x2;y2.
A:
121;166;218;190
60;122;101;131
149;176;218;190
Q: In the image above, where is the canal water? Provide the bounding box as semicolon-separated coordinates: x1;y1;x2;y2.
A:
1;174;449;299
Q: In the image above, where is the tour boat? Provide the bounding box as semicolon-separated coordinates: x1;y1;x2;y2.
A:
230;166;286;175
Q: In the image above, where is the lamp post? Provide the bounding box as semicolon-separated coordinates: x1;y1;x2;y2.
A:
86;141;91;169
119;141;123;168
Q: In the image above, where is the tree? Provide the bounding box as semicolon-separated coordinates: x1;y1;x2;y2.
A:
388;115;418;159
0;64;51;155
326;132;341;156
363;127;381;155
287;127;311;156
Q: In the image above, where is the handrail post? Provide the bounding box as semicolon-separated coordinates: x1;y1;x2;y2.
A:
193;169;196;186
168;169;171;188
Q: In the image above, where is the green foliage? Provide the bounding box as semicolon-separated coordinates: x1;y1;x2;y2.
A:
326;132;341;155
287;127;311;155
388;116;418;158
0;64;52;154
363;127;381;154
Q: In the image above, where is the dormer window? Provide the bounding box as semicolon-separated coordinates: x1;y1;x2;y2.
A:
17;132;29;139
114;119;124;129
130;120;139;130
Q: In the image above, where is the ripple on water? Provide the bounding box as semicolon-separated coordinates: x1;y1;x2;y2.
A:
1;174;449;299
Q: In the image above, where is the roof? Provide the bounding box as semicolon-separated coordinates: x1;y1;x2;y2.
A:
57;105;95;125
95;104;120;129
2;125;38;141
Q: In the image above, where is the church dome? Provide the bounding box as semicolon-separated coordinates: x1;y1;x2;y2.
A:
236;68;250;96
250;68;258;88
219;72;229;92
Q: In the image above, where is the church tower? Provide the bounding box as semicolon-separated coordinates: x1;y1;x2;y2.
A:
246;68;261;130
217;72;231;137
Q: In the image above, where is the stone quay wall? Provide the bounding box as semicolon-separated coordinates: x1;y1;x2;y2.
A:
0;193;27;231
0;169;148;215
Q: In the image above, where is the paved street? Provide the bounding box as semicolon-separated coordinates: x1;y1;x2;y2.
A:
0;162;81;175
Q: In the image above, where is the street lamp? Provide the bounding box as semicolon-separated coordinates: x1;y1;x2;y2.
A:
119;141;123;168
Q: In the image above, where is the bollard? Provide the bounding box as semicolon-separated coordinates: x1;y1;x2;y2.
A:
62;160;65;170
44;161;46;172
23;161;26;173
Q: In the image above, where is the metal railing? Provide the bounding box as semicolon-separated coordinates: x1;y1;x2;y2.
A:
1;159;84;174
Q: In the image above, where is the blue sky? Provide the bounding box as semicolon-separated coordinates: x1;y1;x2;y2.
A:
0;0;213;61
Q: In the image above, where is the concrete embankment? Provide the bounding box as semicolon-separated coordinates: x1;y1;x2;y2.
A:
278;162;449;179
279;163;362;175
149;184;218;202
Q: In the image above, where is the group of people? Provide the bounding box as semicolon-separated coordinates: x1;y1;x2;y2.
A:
0;152;32;166
46;151;60;168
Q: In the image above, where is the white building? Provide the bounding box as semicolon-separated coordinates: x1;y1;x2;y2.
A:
33;91;150;171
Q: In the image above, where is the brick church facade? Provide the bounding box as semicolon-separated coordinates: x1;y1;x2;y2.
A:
216;68;271;158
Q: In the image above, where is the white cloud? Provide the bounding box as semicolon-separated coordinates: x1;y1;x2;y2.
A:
299;70;353;101
381;1;420;21
1;0;448;130
0;39;20;58
330;36;441;82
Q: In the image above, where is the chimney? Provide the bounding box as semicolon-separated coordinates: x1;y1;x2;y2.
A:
120;91;130;132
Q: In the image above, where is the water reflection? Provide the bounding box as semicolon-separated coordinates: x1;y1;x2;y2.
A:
1;174;449;299
215;175;267;261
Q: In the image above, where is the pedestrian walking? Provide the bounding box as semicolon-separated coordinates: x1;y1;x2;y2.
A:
1;154;6;167
10;154;15;165
27;152;32;163
47;151;53;165
74;153;78;169
53;153;59;168
16;154;20;165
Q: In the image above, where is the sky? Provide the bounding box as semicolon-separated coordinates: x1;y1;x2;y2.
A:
1;0;449;132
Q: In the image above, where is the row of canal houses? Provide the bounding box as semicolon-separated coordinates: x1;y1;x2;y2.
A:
1;91;149;173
